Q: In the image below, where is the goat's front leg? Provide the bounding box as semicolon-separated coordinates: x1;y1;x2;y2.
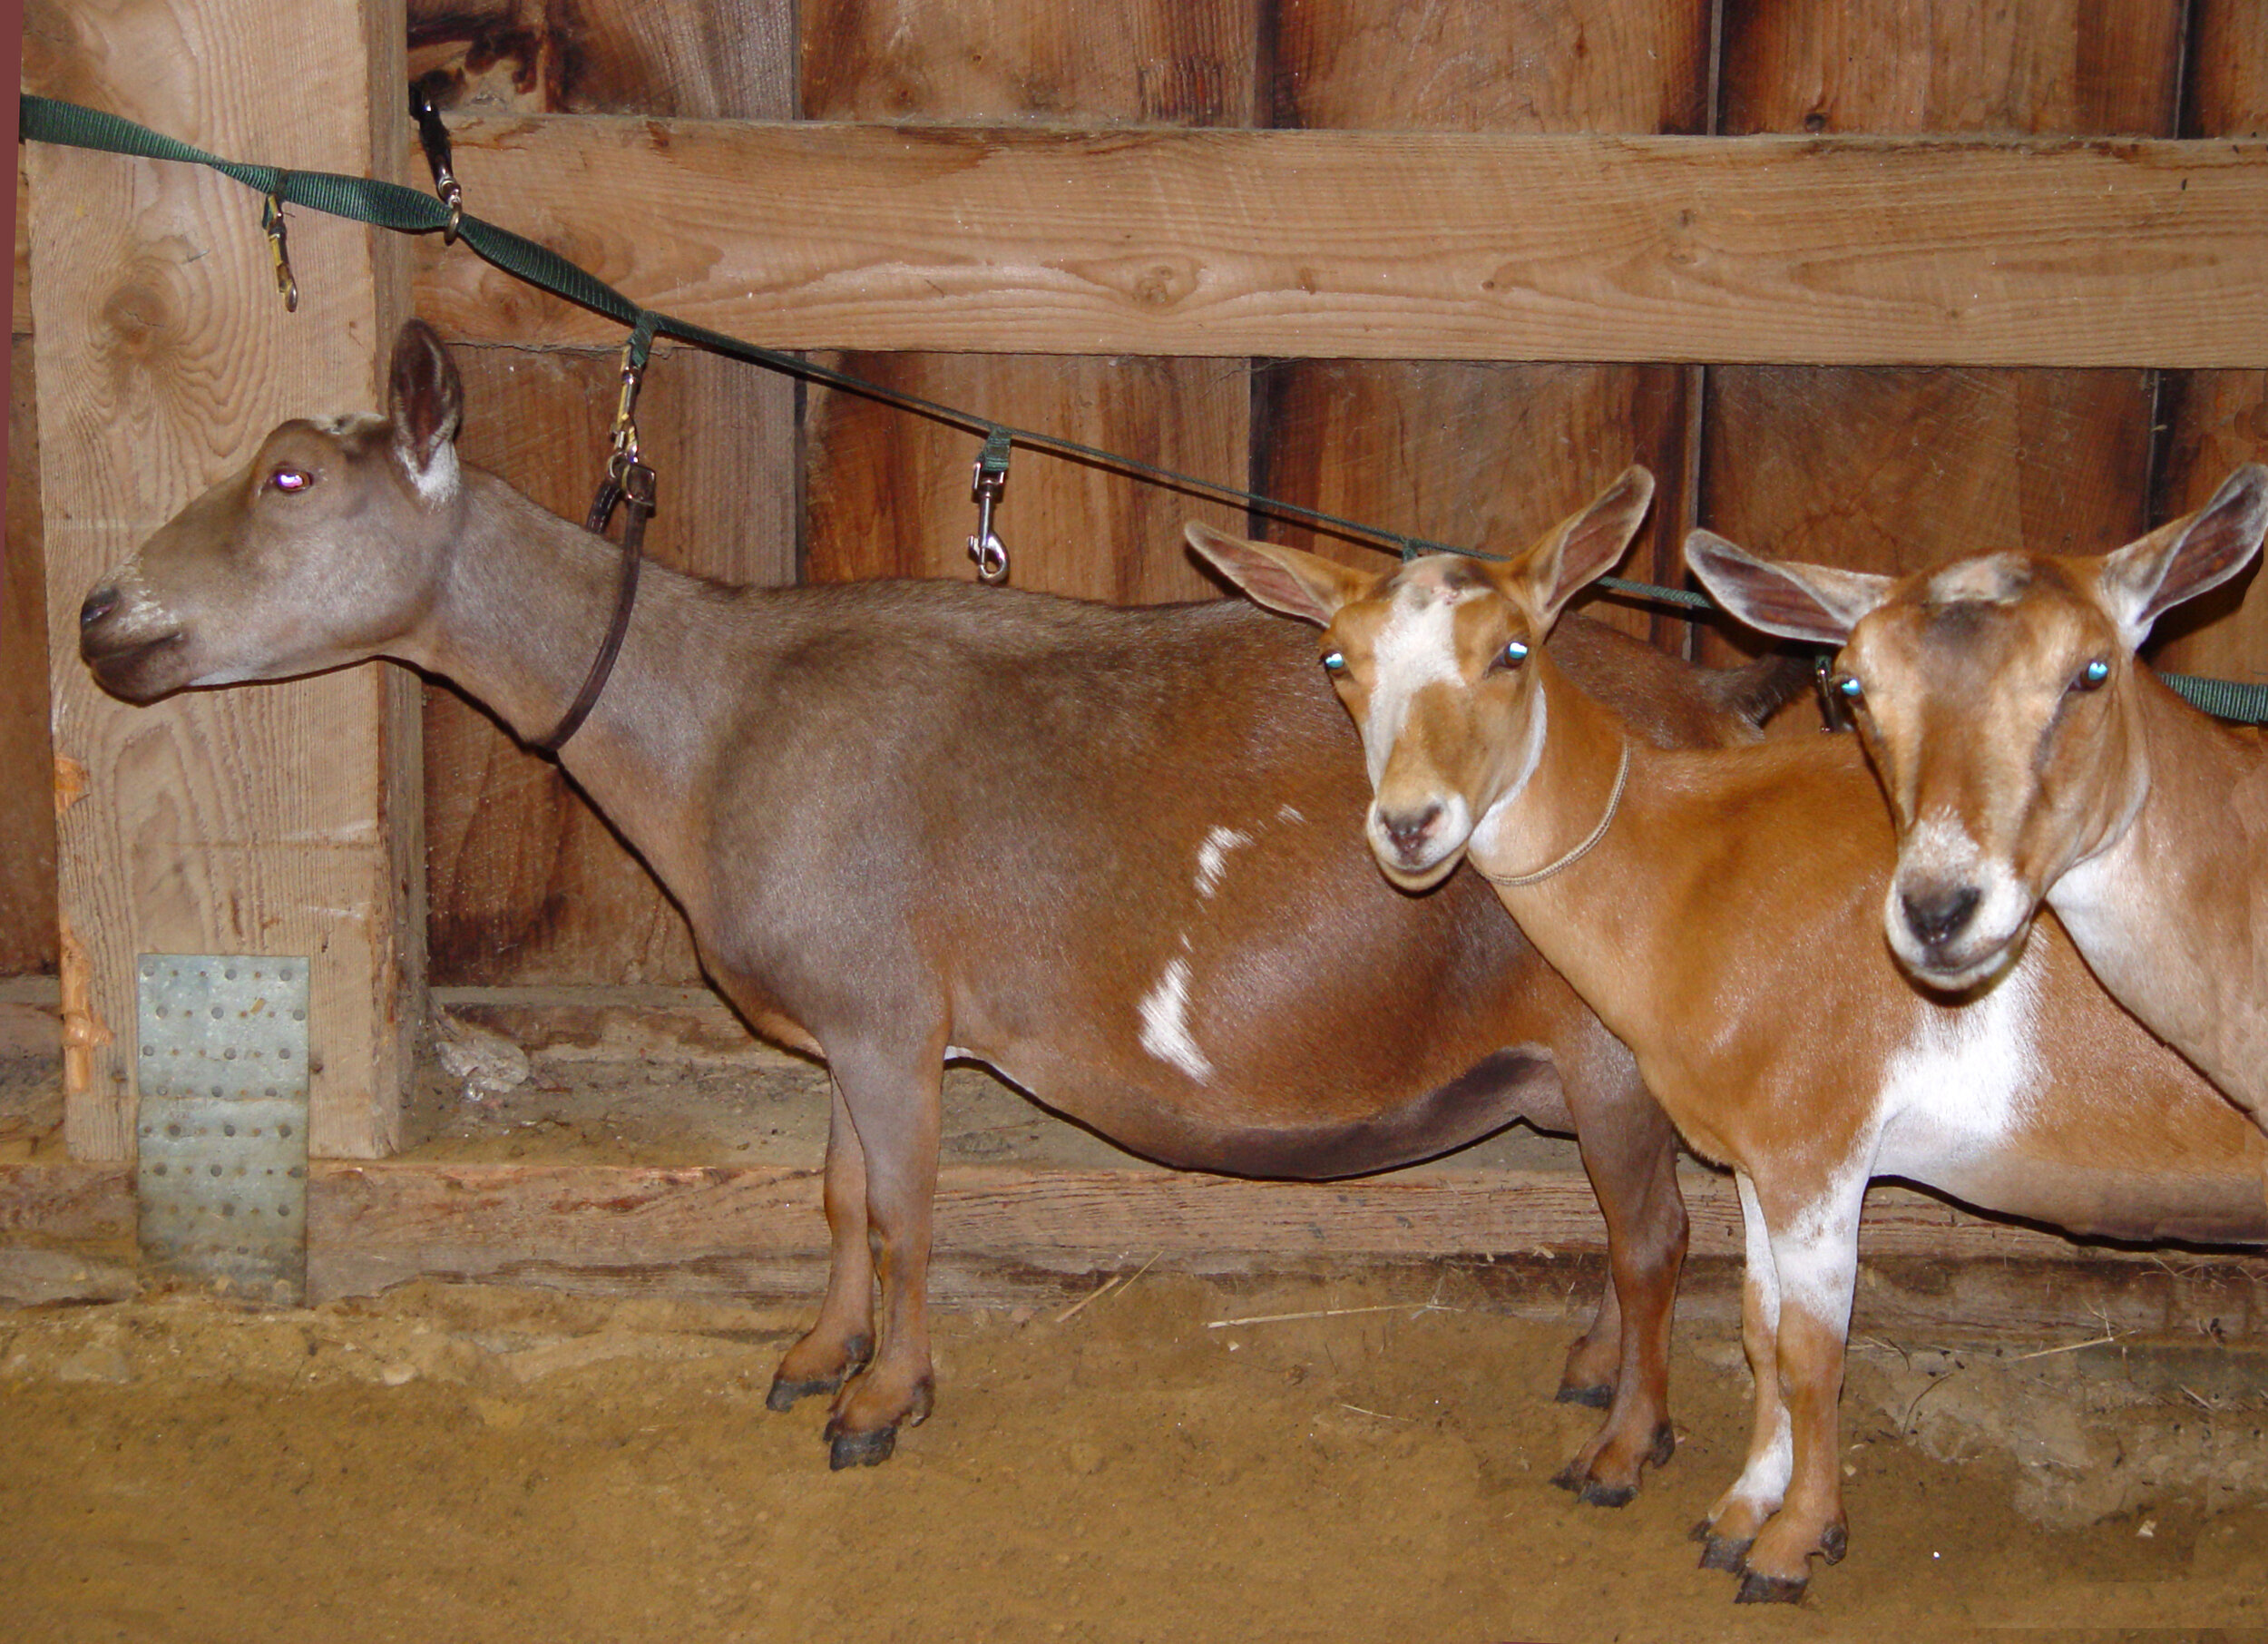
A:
1696;1170;1790;1573
1734;1178;1864;1604
816;1041;943;1469
1553;1082;1686;1505
768;1076;877;1412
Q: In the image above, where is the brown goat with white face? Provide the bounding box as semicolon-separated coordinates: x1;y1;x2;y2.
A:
1689;474;2268;1133
1197;472;2268;1604
81;320;1800;1486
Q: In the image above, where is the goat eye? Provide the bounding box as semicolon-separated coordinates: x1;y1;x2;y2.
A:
269;467;312;494
1498;639;1530;670
1321;650;1347;677
1835;674;1864;701
2073;658;2111;692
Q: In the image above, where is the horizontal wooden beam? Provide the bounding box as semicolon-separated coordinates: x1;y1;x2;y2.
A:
401;120;2268;367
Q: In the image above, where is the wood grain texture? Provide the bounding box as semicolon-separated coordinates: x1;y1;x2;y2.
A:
1;339;57;981
25;0;423;1160
1259;0;1707;652
804;354;1246;597
804;0;1257;125
1720;0;2185;138
1696;0;2177;668
404;116;2268;366
425;344;793;987
406;0;795;120
1269;0;1710;133
299;1159;2268;1317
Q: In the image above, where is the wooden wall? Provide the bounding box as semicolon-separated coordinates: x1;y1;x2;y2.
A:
8;0;2268;1003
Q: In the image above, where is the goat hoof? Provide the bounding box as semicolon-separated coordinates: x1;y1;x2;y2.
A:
1645;1422;1677;1471
1820;1523;1849;1565
1577;1480;1637;1510
766;1375;839;1413
1698;1534;1753;1575
826;1423;898;1470
1734;1571;1807;1606
1554;1381;1613;1410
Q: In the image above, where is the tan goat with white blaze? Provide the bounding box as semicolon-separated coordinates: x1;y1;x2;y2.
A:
1191;469;2268;1606
1687;467;2268;1130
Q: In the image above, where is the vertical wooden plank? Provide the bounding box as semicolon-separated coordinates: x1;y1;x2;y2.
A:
25;0;420;1160
799;0;1259;601
1699;0;2182;666
2152;2;2268;684
2;339;57;982
409;5;798;988
1258;0;1710;649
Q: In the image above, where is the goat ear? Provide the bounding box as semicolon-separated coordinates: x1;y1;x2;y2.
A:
1522;466;1655;629
2097;464;2268;649
1185;522;1376;627
1686;531;1892;646
388;318;464;477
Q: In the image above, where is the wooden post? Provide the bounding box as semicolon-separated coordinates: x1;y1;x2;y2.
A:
26;0;423;1161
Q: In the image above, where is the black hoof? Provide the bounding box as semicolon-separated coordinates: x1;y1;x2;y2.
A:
766;1375;838;1414
1577;1480;1637;1510
1820;1522;1848;1566
1644;1422;1677;1471
1554;1381;1613;1410
1687;1519;1712;1543
1549;1461;1583;1494
1735;1571;1807;1605
826;1423;898;1470
1698;1534;1753;1575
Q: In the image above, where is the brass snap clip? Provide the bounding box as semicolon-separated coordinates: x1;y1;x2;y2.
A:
967;429;1012;584
261;180;298;313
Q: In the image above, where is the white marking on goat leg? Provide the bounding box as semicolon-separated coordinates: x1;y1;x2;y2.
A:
1714;1171;1793;1528
1195;826;1254;897
1137;956;1213;1083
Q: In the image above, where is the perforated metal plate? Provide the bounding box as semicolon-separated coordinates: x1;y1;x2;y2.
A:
135;954;309;1303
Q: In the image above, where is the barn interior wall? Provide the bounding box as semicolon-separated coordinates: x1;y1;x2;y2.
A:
6;0;2268;994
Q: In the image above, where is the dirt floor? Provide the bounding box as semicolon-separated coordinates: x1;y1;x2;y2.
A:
8;1013;2268;1640
5;1267;2268;1644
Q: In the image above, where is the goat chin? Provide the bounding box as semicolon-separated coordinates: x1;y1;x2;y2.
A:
1373;846;1463;895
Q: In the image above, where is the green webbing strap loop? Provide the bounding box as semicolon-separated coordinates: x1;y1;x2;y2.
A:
977;426;1012;481
2162;670;2268;722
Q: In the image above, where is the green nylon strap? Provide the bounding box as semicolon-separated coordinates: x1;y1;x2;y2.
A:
23;93;2268;723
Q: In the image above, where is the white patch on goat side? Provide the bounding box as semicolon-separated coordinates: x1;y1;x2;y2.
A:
1873;959;2040;1185
1195;826;1254;897
1362;587;1470;786
1276;804;1305;825
1138;957;1212;1083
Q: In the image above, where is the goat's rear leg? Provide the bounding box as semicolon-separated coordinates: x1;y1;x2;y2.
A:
816;1044;943;1469
767;1077;877;1411
1552;1087;1686;1506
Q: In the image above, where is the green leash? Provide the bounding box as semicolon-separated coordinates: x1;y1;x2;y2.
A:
20;93;2268;722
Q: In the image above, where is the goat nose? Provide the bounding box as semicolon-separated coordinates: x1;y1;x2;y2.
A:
80;586;121;631
1901;884;1982;949
1382;803;1442;858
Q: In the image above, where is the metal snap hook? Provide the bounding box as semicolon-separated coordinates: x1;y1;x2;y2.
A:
967;430;1012;584
261;181;298;313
